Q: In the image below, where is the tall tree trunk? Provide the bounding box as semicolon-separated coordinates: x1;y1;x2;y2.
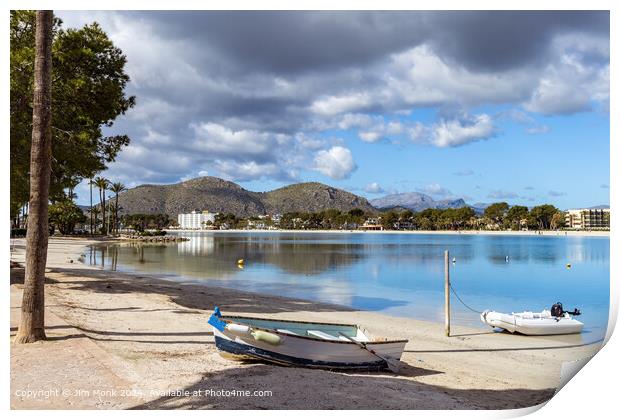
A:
115;195;119;234
98;187;103;233
89;180;93;234
103;191;107;235
15;10;54;344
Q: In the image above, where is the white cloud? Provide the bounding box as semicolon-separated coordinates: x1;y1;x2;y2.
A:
214;160;290;182
358;131;382;143
337;113;374;130
314;146;357;179
524;35;609;115
311;93;372;115
488;190;519;199
364;182;384;194
432;114;497;147
409;113;497;148
417;183;453;198
55;11;608;200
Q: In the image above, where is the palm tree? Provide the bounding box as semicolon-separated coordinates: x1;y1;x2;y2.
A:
66;177;80;201
94;176;109;234
91;206;101;231
88;178;94;234
109;182;126;234
15;10;54;344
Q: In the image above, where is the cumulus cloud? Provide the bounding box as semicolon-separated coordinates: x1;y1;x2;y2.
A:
56;11;608;191
314;146;357;179
409;113;498;147
311;93;372;116
364;182;384;194
417;183;453;198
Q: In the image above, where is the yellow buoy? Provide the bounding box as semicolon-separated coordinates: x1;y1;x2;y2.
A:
566;263;572;268
237;259;244;265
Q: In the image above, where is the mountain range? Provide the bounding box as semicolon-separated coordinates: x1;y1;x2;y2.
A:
111;175;597;217
115;176;376;218
369;192;470;212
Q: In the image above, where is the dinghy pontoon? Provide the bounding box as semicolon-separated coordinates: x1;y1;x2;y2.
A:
208;307;408;370
481;303;583;335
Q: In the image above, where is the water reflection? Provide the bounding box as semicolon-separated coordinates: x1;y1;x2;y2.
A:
86;232;609;341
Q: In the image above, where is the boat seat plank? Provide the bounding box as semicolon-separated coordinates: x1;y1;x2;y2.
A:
306;330;348;341
276;329;299;336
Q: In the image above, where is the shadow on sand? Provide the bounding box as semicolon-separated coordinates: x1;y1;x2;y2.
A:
129;363;555;410
42;267;357;315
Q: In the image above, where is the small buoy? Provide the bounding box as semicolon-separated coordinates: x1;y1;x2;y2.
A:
237;259;244;265
566;263;572;268
505;256;509;262
452;257;456;263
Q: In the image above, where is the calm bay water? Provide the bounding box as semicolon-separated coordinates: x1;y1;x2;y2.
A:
87;231;609;341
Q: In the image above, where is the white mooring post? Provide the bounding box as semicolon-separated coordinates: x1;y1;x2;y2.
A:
445;249;450;337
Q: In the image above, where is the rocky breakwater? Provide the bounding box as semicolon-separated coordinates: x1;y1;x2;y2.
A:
119;234;189;243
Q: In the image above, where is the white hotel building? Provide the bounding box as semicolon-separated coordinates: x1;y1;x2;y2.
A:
177;210;216;229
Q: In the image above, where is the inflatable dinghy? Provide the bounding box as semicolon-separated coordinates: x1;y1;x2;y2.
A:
481;308;583;335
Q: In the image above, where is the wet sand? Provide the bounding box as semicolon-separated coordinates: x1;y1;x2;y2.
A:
9;237;604;409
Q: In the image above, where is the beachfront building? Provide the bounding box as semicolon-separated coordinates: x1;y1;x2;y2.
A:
177;210;217;229
565;208;610;230
360;218;383;231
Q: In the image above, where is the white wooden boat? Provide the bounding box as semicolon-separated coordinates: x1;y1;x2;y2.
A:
208;307;408;370
480;309;583;335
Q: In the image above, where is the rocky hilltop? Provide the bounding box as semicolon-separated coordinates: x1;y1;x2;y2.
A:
116;177;375;217
371;192;467;212
259;182;375;215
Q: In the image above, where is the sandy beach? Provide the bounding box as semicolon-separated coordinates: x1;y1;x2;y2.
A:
9;237;605;410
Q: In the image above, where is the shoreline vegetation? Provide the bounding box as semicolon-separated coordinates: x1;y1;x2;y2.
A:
10;237;606;409
167;228;610;237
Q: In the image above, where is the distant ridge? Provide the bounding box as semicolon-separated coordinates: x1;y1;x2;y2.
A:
116;176;375;217
370;192;471;212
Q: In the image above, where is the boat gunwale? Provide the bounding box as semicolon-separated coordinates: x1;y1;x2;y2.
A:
219;314;409;345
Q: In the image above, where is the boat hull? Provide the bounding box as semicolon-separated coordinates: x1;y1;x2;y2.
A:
211;317;407;370
481;310;583;335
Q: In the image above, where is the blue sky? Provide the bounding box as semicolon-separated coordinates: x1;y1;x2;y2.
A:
58;11;610;209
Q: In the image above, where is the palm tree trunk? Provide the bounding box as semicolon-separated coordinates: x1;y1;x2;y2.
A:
115;195;119;234
101;188;107;234
15;10;54;344
89;180;93;234
98;187;103;234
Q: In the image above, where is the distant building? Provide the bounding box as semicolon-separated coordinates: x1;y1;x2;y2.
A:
360;218;383;231
247;220;266;230
565;208;610;230
393;220;414;230
177;210;216;229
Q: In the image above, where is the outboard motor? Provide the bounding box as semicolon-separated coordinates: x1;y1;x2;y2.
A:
551;302;581;317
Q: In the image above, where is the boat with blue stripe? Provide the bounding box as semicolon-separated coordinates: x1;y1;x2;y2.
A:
209;307;408;370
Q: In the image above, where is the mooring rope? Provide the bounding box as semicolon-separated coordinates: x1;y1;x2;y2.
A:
449;283;484;314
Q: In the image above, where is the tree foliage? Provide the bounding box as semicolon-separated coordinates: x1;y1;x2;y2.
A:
528;204;560;229
48;200;87;234
10;10;135;217
484;202;509;224
120;214;171;231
